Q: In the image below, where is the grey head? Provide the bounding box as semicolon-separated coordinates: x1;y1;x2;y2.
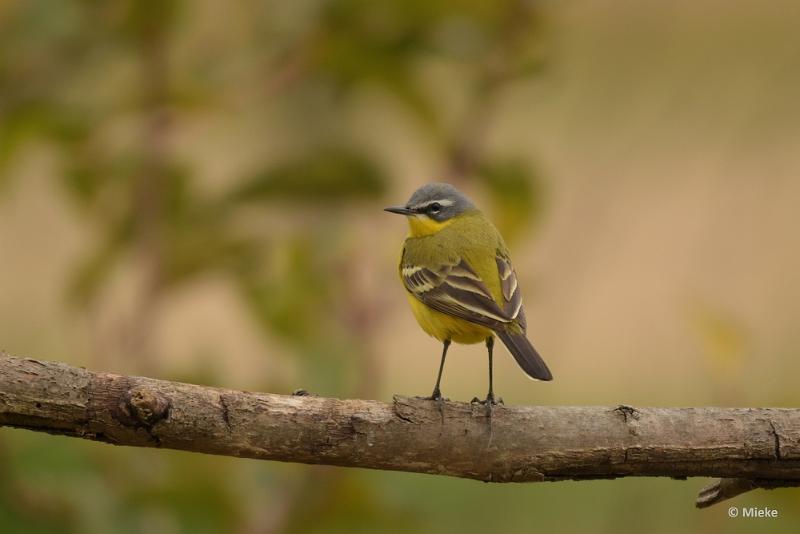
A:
384;182;476;222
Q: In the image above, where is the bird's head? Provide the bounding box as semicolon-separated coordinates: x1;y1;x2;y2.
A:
385;182;476;236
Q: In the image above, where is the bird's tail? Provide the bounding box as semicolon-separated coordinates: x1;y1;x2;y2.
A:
495;330;553;381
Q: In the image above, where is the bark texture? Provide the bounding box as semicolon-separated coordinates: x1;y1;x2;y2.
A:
1;356;798;507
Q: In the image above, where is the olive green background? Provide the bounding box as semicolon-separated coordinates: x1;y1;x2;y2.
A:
1;0;799;532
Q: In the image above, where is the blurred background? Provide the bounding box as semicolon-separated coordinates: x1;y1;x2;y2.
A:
1;0;799;532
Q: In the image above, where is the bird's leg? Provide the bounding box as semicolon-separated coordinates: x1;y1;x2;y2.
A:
426;339;450;401
472;336;502;406
486;336;496;404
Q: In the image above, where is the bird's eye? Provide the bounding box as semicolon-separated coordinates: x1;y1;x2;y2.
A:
429;203;442;213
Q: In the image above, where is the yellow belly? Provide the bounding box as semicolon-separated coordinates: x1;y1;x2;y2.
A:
406;293;492;344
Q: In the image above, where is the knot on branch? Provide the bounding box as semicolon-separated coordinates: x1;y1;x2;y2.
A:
614;405;640;423
614;405;642;437
116;385;170;428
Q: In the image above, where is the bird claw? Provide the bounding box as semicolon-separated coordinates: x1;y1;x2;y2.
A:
416;390;448;402
471;394;503;406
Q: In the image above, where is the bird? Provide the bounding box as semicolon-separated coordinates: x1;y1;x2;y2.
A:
385;182;552;404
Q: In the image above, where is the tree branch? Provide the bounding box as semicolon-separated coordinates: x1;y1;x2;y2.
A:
1;355;798;507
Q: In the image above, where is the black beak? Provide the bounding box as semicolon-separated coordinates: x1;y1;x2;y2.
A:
384;206;415;215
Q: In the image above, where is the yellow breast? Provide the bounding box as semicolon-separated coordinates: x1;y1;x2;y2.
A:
406;293;492;344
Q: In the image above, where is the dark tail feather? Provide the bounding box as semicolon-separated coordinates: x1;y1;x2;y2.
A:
496;330;553;381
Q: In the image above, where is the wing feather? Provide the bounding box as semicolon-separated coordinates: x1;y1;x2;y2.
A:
496;255;524;324
401;254;513;329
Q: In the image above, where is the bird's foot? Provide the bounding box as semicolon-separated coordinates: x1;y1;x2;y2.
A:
416;388;448;402
471;393;503;406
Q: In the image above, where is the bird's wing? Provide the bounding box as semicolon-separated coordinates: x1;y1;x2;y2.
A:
495;253;526;330
401;253;514;330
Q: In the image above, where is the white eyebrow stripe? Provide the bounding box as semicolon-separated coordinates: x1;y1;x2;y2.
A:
414;199;455;209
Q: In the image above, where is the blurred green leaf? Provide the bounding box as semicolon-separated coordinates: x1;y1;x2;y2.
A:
0;103;50;172
286;470;415;534
121;453;240;534
509;55;547;81
233;147;386;204
121;0;180;43
66;214;134;308
373;70;439;129
477;157;545;241
163;232;258;288
236;237;332;342
61;149;108;209
62;162;102;207
305;0;448;126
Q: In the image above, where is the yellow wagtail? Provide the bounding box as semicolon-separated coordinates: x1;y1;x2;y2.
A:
385;182;552;404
